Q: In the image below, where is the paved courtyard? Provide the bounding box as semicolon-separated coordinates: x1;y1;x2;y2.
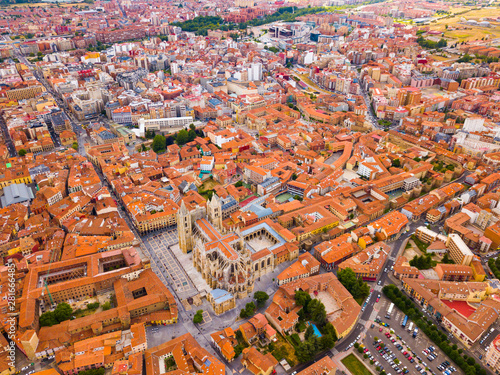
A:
141;229;202;300
138;226;311;375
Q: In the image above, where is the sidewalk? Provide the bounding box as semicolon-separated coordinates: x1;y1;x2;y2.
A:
331;348;355;374
331;348;377;375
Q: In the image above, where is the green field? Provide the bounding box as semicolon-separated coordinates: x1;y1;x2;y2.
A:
341;354;372;375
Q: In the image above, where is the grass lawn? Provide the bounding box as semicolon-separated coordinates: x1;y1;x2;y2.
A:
355;297;365;306
272;333;298;367
411;236;429;253
341;354;372;375
199;178;220;191
421;7;500;42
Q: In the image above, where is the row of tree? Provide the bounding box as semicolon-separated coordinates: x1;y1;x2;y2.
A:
409;254;435;269
488;257;500;279
416;36;447;49
383;284;485;375
172;6;340;36
77;369;105;375
149;125;200;153
39;302;73;327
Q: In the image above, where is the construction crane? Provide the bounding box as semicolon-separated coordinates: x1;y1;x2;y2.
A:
41;249;58;305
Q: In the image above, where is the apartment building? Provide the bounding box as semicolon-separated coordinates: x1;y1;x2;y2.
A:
486;334;500;372
393;256;420;280
446;233;474;266
435;264;473;282
403;278;500;348
338;242;390;281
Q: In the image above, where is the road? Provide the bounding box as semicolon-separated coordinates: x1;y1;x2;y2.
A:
13;44;483;374
289;171;472;374
290;67;400;131
0;114;17;157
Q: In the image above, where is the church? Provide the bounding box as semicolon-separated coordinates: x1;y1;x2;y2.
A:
177;195;298;314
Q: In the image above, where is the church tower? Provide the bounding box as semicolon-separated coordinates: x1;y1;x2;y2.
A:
208;195;223;232
177;200;193;253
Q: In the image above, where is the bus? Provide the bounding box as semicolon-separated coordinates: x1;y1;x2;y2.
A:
408;322;414;332
386;303;394;318
402;315;408;328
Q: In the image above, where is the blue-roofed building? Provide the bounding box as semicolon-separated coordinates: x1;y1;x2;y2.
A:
97;129;119;145
220;195;239;219
208;98;223;108
28;164;50;180
247;204;274;221
1;183;34;207
207;289;235;315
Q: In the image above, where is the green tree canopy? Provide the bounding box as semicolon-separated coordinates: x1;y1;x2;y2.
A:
337;267;370;302
176;129;189;145
53;302;73;323
193;310;203;324
152;134;166;153
254;291;269;307
295;290;312;308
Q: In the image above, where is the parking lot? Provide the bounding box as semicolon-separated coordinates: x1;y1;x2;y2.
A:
362;297;463;375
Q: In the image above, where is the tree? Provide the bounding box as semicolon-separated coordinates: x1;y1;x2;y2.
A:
254;291;269;307
308;299;326;326
54;303;73;323
72;142;79;150
18;149;27;156
188;129;197;142
392;158;401;168
39;311;58;327
292;173;298;180
152;134;166;153
189;123;196;131
337;267;370;302
245;302;256;316
176;129;189;145
305;324;316;340
102;301;111;311
145;130;156;139
240;302;256;318
295;290;312;308
193;310;203;324
409;254;434;270
235;181;243;188
320;333;335;349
